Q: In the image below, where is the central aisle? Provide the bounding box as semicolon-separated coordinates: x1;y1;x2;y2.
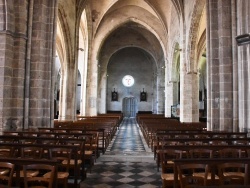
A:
104;117;152;159
80;117;162;187
110;117;145;153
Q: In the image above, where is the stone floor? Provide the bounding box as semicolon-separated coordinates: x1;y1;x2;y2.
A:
80;117;162;188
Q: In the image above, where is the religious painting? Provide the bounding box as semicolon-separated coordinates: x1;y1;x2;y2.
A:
111;89;118;101
140;88;147;102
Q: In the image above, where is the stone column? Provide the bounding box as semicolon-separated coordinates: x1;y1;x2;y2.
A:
180;71;199;122
206;0;212;130
157;65;165;114
231;0;238;132
28;0;57;128
208;0;221;130
98;70;108;114
237;0;250;132
179;29;199;122
85;57;98;116
207;0;234;131
0;1;21;131
165;82;174;117
218;0;233;131
58;65;78;121
0;0;57;131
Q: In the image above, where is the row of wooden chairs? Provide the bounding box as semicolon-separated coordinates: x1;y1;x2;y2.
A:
160;148;250;188
0;136;85;187
0;152;60;188
2;130;97;173
175;162;248;188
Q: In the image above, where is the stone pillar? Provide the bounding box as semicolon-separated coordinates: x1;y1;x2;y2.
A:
180;71;199;122
179;31;199;122
206;0;212;130
165;82;174;117
58;65;78;121
98;71;108;114
28;0;57;128
0;1;19;131
152;67;158;114
157;65;165;114
0;0;57;131
208;0;222;130
237;0;250;132
86;57;98;116
231;0;238;132
207;0;234;131
218;0;233;131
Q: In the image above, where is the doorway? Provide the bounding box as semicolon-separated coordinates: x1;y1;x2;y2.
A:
122;97;137;117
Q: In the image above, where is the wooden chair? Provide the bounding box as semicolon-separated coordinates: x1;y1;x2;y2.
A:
188;149;219;185
177;163;209;188
156;140;182;171
23;164;55;188
160;149;183;188
0;162;15;187
14;147;43;178
86;131;99;161
218;162;248;185
44;147;72;188
83;135;96;173
63;140;85;180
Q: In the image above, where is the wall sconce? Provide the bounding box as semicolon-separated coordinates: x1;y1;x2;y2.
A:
111;88;118;101
140;88;147;102
78;48;84;51
235;33;250;46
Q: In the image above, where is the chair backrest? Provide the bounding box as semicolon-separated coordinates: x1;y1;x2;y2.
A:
160;149;183;173
49;147;72;172
0;146;14;157
218;162;248;185
0;162;15;187
218;148;242;158
177;163;209;188
189;149;213;159
21;146;43;159
23;164;55;188
67;140;85;159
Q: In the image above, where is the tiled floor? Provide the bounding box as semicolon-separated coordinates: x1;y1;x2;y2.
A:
110;117;145;153
80;161;162;188
80;117;162;188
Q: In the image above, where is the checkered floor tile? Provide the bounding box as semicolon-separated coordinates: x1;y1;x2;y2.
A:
79;117;162;187
80;161;162;188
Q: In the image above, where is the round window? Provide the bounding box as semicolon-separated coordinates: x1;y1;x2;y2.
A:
122;75;135;87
